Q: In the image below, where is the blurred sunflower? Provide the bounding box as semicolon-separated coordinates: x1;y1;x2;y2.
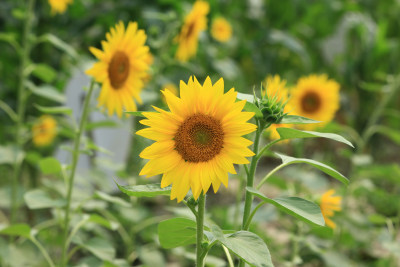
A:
48;0;73;14
320;189;342;229
32;115;57;147
138;76;256;202
262;75;289;140
289;74;340;130
175;1;209;62
211;17;232;42
86;21;151;117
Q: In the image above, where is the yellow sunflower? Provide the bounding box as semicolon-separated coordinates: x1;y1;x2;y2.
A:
320;189;342;229
138;76;256;202
175;1;209;62
48;0;73;15
86;21;151;117
32;115;57;147
262;75;290;140
161;83;178;104
289;74;340;130
211;17;232;42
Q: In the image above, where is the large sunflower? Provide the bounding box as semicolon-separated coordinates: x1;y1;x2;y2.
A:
320;189;342;229
32;115;57;147
138;76;256;202
48;0;73;15
289;74;340;130
175;1;209;62
86;21;151;117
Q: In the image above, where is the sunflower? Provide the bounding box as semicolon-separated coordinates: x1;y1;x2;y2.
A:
175;1;209;62
48;0;73;14
161;83;178;104
289;74;340;130
320;189;342;229
32;115;57;147
211;17;232;42
138;76;256;202
262;75;290;140
86;21;151;117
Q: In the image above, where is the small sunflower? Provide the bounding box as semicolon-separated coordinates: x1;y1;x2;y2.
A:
138;76;256;202
32;115;57;147
175;1;209;62
289;74;340;130
262;75;290;140
86;21;151;117
211;17;232;42
320;189;342;229
48;0;73;15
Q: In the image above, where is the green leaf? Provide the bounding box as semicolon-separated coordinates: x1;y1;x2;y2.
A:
244;102;263;118
276;153;349;185
35;104;72;115
116;182;171;197
85;120;118;130
158;218;197;249
38;34;78;59
94;191;131;208
0;224;31;238
373;125;400;145
27;83;65;103
31;64;57;83
24;189;66;209
237;92;255;103
124;111;145;117
247;187;325;226
276;128;354;147
279;115;320;124
88;214;119;230
211;225;273;267
75;237;115;261
38;157;62;175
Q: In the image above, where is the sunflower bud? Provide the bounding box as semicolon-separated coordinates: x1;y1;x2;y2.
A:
259;75;289;124
260;96;287;124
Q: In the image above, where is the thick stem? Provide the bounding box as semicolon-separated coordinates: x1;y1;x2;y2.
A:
11;0;36;225
60;80;95;267
196;193;205;267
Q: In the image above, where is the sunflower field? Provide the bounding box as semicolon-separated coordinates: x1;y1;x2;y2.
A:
1;0;400;266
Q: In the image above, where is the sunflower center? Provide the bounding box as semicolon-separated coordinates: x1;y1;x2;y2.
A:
185;22;195;38
301;91;321;113
175;114;224;163
108;51;130;89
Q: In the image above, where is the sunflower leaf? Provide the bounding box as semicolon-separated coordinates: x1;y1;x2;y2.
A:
0;224;31;239
247;187;325;226
244;102;263;118
158;218;197;249
35;104;72;115
116;182;171;197
279;115;320;124
124;111;146;117
276;128;354;147
275;153;349;185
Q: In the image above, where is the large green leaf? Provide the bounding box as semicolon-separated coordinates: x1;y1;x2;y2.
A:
279;115;319;124
38;157;62;175
276;153;349;185
0;224;31;238
37;33;78;59
211;225;273;267
75;237;115;261
116;182;171;197
158;218;197;249
247;187;325;226
276;128;354;147
31;64;57;83
27;83;65;103
24;189;66;209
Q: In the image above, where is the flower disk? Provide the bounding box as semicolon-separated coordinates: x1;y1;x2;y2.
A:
137;76;257;202
320;189;342;229
175;1;209;62
32;115;57;147
289;74;340;130
48;0;73;14
86;21;151;117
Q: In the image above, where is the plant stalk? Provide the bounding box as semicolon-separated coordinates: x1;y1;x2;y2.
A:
60;80;95;267
196;193;206;267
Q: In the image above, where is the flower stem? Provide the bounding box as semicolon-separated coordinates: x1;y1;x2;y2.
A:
30;236;55;267
60;80;95;267
196;193;206;267
11;0;36;225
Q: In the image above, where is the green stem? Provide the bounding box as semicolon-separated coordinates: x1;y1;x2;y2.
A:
196;193;205;267
60;80;95;267
30;236;55;267
222;245;234;267
11;0;36;225
255;138;282;162
244;201;265;230
256;163;287;190
241;124;263;230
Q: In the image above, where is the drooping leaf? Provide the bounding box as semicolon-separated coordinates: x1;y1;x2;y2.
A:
116;182;171;197
276;128;354;147
35;104;72;115
244;102;263;118
279;115;320;124
24;189;66;209
247;187;325;226
31;64;57;83
27;83;65;103
88;214;119;230
75;237;116;261
276;153;349;185
211;225;273;267
38;157;62;175
0;224;31;238
94;191;130;208
38;33;78;59
158;218;197;249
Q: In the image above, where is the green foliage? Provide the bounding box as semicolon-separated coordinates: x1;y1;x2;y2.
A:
117;182;172;197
